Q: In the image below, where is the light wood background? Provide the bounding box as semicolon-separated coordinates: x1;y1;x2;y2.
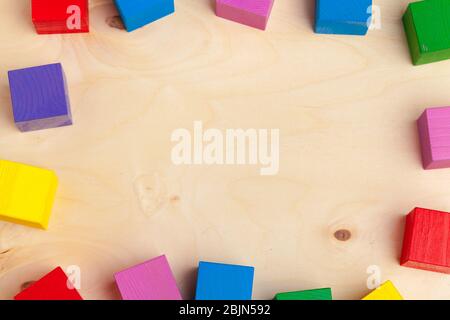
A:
0;0;449;300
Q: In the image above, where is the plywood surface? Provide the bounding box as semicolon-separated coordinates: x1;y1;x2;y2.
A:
0;0;450;300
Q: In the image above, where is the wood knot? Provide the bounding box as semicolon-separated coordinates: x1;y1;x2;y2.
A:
334;229;351;241
0;248;12;255
20;281;36;291
106;16;125;30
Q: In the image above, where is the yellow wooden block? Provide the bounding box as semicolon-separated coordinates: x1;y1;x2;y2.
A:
0;160;58;229
362;281;403;300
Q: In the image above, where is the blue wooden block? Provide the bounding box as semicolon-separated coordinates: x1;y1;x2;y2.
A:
8;63;72;132
195;261;254;300
114;0;175;32
315;0;372;36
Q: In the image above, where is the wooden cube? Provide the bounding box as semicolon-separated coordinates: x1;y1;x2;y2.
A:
114;255;182;300
215;0;275;30
274;288;332;300
32;0;89;34
14;267;82;300
403;0;450;65
401;207;450;274
114;0;175;32
8;63;73;132
0;160;58;229
362;281;403;300
195;261;254;300
418;106;450;169
315;0;372;36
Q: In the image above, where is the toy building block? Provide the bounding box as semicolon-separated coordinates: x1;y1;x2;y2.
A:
315;0;372;36
362;281;403;300
0;160;58;229
14;267;82;300
114;0;175;32
403;0;450;65
195;261;254;300
114;255;182;300
274;288;332;300
8;63;73;132
215;0;275;31
32;0;89;34
417;106;450;170
401;207;450;274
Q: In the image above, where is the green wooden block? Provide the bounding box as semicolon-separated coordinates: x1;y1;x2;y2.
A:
403;0;450;65
274;288;332;300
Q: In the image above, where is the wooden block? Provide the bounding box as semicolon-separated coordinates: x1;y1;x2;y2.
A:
195;261;254;300
8;63;73;132
114;255;182;300
32;0;89;34
401;207;450;274
315;0;372;36
403;0;450;65
14;267;82;300
114;0;175;32
215;0;275;31
417;106;450;169
362;281;403;300
274;288;332;300
0;160;58;229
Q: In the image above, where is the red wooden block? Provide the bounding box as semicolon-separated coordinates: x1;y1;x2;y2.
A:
401;207;450;274
32;0;89;34
14;267;83;300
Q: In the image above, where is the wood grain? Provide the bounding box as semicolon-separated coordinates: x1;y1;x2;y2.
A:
0;0;450;300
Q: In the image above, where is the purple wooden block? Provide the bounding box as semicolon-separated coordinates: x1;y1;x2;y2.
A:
418;106;450;169
114;255;182;300
8;63;72;132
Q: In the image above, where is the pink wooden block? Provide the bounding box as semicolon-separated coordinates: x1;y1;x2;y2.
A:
114;255;182;300
215;0;275;30
418;106;450;169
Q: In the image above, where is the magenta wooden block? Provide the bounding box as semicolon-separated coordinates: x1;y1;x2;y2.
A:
114;255;182;300
8;63;72;132
418;106;450;169
215;0;275;30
